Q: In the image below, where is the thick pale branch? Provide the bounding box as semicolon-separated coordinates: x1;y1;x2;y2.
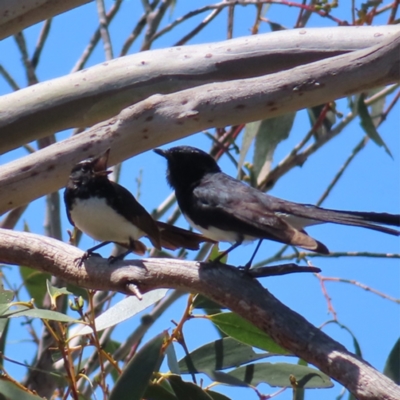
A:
0;0;91;40
1;26;399;153
0;31;399;215
0;229;398;400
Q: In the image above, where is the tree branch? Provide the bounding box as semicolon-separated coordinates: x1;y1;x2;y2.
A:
0;30;399;215
0;228;398;400
1;25;399;153
0;0;91;40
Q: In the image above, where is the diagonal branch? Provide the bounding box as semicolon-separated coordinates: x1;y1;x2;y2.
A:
0;30;399;215
0;228;398;400
1;25;398;153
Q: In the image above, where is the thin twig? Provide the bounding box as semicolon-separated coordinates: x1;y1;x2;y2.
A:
31;19;52;68
96;0;114;60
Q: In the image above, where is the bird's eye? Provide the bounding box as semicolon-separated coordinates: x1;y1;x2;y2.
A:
81;164;90;172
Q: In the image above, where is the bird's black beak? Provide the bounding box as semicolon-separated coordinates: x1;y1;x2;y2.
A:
154;148;167;158
93;149;112;176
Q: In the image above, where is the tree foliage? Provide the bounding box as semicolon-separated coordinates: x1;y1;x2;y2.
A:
0;1;399;400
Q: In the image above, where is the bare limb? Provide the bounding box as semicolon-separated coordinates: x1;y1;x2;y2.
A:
0;228;398;400
0;0;91;40
1;25;398;153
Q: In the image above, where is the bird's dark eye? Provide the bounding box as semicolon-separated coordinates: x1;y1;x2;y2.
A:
81;164;90;172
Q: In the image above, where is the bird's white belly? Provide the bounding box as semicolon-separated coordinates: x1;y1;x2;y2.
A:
70;197;144;243
184;214;255;243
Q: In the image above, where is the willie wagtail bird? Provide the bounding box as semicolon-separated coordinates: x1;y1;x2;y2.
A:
64;149;213;265
155;146;400;269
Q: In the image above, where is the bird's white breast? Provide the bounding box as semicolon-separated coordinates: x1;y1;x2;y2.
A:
70;197;145;244
183;214;255;243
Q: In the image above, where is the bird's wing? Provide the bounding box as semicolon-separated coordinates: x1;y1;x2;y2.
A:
190;174;328;253
109;182;161;249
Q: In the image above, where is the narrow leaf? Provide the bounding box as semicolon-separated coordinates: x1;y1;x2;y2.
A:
109;331;166;400
383;338;400;384
228;362;333;388
19;266;50;307
144;382;178;400
178;337;274;373
357;94;392;158
166;343;180;375
253;113;295;185
0;378;44;400
206;390;232;400
0;288;14;304
209;313;288;354
167;374;214;400
74;289;168;336
4;308;78;323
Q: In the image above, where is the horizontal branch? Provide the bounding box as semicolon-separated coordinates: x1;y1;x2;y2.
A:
0;0;91;40
1;25;399;153
0;30;399;215
0;228;398;400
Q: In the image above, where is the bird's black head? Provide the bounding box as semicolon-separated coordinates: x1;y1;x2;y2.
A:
68;149;112;187
154;146;221;190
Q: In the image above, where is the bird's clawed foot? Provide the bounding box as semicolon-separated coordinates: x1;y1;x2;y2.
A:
74;251;102;268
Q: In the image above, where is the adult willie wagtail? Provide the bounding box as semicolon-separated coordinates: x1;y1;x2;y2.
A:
155;146;400;269
64;149;213;265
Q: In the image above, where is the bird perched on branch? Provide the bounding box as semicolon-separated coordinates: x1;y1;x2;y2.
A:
155;145;400;270
64;149;213;266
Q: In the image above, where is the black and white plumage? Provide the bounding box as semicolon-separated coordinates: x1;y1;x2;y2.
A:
64;149;213;263
155;146;400;265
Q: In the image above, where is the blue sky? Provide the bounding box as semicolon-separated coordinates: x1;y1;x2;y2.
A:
0;1;399;399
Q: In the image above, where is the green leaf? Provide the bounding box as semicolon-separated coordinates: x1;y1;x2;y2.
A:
75;289;168;336
206;390;232;400
144;382;178;400
0;288;14;304
167;374;214;400
192;294;224;311
228;362;333;388
357;94;392;158
253;113;295;185
3;308;78;323
19;266;50;307
46;280;73;308
209;313;288;354
207;244;228;264
178;337;273;374
109;331;166;400
383;337;400;384
0;378;44;400
166;343;180;375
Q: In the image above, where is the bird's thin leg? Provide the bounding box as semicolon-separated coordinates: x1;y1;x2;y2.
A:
75;241;111;267
108;250;132;264
243;239;263;272
212;240;243;264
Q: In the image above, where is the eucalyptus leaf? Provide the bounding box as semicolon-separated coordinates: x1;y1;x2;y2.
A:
209;313;288;354
19;266;50;307
253;113;295;185
178;337;275;373
74;289;168;336
109;331;166;400
4;308;78;323
0;378;44;400
144;382;178;400
228;362;333;388
357;94;392;158
167;374;214;400
383;337;400;384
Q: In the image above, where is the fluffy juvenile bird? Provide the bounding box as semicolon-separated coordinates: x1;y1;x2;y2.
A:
155;145;400;269
64;149;213;265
